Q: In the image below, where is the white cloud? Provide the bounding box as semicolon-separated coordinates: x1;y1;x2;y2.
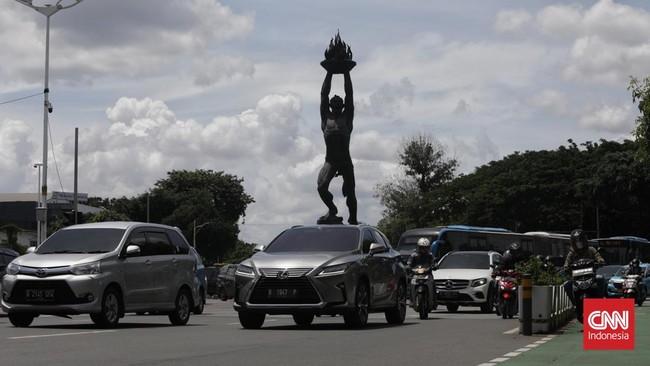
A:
579;102;632;132
494;9;532;35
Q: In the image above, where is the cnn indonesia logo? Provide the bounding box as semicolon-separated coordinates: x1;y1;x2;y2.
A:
584;298;635;350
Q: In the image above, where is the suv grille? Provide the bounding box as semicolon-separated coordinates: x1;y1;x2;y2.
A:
258;268;312;278
435;279;469;290
249;277;320;304
7;280;89;305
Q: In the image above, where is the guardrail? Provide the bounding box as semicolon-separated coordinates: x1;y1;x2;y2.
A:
518;284;573;334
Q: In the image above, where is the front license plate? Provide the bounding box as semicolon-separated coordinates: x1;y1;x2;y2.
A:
267;288;299;299
25;289;55;302
439;291;458;298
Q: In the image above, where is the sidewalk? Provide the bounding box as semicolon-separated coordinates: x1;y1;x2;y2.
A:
501;303;649;365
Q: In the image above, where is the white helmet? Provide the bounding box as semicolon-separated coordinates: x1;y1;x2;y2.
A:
417;238;430;247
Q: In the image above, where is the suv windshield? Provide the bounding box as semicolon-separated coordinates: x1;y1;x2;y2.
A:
438;252;490;270
266;227;360;253
36;228;126;254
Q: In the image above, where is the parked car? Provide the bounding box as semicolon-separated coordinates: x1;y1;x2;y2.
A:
189;246;207;314
216;264;238;301
205;266;221;296
1;222;200;327
433;250;502;313
233;224;408;329
0;246;20;278
607;263;650;299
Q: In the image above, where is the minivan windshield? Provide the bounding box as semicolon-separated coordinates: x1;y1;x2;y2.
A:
36;228;126;254
266;227;360;253
438;252;490;270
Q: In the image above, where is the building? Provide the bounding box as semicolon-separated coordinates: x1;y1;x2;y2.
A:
0;192;103;248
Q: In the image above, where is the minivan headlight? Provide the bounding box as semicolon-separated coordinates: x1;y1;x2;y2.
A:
69;261;101;275
6;263;20;276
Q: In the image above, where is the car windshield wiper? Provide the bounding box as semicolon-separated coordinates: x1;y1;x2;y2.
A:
41;250;84;254
84;250;109;254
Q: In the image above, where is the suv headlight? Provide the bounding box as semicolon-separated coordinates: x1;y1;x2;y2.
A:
236;264;255;277
69;261;101;275
471;278;487;287
317;263;350;276
6;263;20;275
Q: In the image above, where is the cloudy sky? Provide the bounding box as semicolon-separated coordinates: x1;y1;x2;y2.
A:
1;0;648;244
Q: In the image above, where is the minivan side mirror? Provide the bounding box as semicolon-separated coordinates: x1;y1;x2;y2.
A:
124;245;141;257
26;246;36;254
253;244;265;253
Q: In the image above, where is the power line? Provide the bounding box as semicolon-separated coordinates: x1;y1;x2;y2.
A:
0;92;43;106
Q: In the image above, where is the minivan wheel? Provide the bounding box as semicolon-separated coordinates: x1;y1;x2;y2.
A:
239;311;265;329
9;313;35;327
218;287;228;301
91;287;121;328
169;289;191;325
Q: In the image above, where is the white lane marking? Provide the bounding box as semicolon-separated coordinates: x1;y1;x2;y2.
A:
503;327;519;334
9;330;117;340
490;358;509;362
477;332;560;365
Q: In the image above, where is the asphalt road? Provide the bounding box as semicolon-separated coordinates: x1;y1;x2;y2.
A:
0;300;547;366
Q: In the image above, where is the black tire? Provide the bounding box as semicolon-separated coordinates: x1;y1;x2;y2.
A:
91;287;121;328
218;287;228;301
418;292;428;320
169;288;191;325
502;299;510;319
508;298;516;319
238;311;265;329
480;287;494;313
446;303;459;312
385;280;407;325
8;313;35;327
292;314;315;326
194;290;206;315
344;280;370;328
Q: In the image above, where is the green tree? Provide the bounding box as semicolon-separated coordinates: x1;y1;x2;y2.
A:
0;223;26;254
628;76;650;161
376;133;458;242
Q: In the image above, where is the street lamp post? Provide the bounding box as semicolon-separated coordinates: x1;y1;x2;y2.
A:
15;0;84;245
193;220;212;248
33;163;43;245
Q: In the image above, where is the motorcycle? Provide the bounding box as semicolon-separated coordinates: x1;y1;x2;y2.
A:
570;258;602;323
622;273;646;306
409;265;437;319
495;269;519;319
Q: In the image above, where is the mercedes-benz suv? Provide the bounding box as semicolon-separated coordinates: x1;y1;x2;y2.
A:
233;224;408;328
433;251;502;313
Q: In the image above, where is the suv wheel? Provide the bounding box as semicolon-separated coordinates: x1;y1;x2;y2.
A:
239;311;265;329
169;288;191;325
344;280;369;328
91;287;121;327
218;287;228;301
480;287;494;313
9;313;35;327
385;280;406;325
446;303;459;312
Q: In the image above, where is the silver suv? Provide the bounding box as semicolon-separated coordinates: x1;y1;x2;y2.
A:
1;222;200;327
433;251;502;313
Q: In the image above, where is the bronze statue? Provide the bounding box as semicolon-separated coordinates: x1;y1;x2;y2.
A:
317;32;358;225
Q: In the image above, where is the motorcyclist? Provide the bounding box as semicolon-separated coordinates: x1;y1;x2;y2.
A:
624;258;643;276
407;237;435;270
562;229;606;305
493;242;524;315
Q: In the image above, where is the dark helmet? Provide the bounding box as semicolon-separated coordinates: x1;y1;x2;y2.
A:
570;229;588;249
631;258;640;267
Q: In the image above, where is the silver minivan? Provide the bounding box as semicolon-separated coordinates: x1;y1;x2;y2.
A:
1;221;200;327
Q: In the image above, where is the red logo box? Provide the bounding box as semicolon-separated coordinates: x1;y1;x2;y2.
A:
583;298;635;350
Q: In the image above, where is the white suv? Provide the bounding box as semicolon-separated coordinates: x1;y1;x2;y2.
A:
1;222;200;327
433;251;502;313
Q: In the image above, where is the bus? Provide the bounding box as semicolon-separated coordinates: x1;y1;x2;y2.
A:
396;225;572;264
593;236;650;265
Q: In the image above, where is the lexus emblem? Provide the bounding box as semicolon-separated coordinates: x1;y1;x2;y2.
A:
277;270;290;279
36;268;48;278
445;280;454;289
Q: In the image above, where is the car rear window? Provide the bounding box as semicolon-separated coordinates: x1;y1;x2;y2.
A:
36;228;126;254
438;252;490;270
266;227;360;253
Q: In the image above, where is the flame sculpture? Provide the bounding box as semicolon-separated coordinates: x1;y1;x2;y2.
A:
321;30;356;73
